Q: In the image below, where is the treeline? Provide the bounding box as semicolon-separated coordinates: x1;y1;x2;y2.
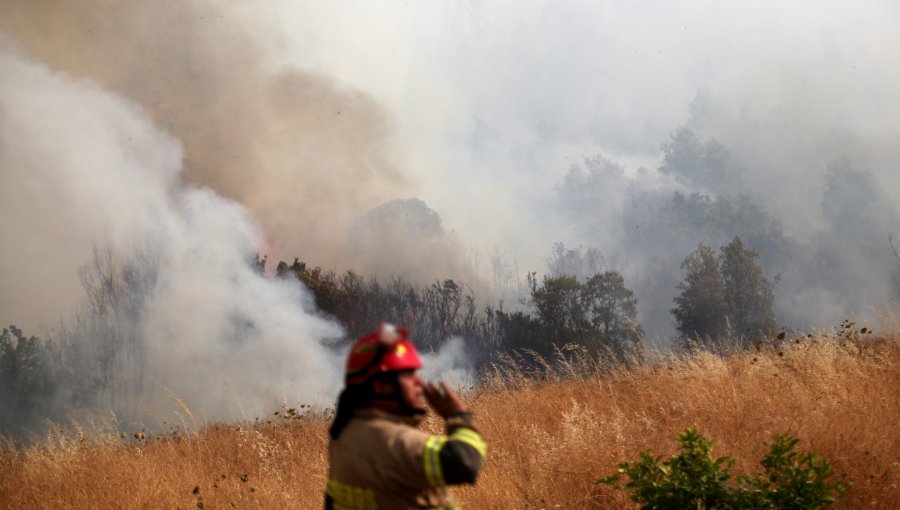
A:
271;258;645;364
270;232;777;362
2;233;783;438
1;232;781;440
1;248;154;439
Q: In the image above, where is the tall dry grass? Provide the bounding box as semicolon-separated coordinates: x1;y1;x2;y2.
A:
1;334;898;509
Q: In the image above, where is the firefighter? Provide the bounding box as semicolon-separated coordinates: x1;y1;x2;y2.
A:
325;323;486;510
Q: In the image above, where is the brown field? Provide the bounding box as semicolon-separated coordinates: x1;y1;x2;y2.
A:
1;334;898;509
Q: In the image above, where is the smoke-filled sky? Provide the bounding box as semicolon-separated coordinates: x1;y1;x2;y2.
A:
264;1;900;243
267;1;900;337
2;0;899;387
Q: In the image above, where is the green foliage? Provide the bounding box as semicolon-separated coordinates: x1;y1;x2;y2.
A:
528;272;584;342
582;272;643;352
671;245;728;342
719;237;777;339
528;270;642;356
0;325;58;436
484;307;545;357
672;236;777;348
275;252;642;366
597;428;850;509
746;434;850;509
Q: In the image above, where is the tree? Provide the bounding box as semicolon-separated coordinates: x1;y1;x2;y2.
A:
0;325;57;436
719;237;777;339
277;258;345;315
546;243;604;282
529;270;642;356
488;308;548;360
659;127;744;195
672;237;777;347
581;272;642;353
814;159;900;310
423;279;467;349
672;244;728;342
528;272;585;347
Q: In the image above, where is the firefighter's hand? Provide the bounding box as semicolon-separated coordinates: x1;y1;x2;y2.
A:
423;381;468;418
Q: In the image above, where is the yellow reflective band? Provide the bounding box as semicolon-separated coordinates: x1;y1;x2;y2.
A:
450;428;487;458
326;478;377;510
424;436;448;487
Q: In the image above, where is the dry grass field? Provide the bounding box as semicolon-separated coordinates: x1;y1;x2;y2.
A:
1;333;898;509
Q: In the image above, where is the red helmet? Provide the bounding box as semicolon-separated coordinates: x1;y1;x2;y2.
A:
345;323;423;385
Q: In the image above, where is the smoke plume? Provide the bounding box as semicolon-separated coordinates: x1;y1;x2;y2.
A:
0;43;342;427
0;0;412;281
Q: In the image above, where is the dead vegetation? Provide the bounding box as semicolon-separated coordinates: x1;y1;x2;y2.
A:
1;333;898;509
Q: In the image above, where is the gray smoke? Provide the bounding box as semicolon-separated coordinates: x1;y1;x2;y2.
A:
265;3;900;335
0;1;483;435
0;44;342;426
0;0;413;285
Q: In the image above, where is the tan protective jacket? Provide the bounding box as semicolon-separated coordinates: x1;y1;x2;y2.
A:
325;408;486;510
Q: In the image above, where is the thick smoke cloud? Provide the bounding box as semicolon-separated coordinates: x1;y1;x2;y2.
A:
0;44;342;426
0;0;412;286
270;1;900;335
348;198;474;285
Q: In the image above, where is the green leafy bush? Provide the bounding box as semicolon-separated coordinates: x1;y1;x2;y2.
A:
597;428;850;509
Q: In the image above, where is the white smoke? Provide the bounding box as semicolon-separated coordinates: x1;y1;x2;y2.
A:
0;44;342;424
270;1;900;279
419;337;475;393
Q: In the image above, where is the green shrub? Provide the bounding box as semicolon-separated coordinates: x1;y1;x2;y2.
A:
597;428;850;509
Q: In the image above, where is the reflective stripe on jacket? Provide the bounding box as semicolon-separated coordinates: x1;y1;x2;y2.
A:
325;408;486;510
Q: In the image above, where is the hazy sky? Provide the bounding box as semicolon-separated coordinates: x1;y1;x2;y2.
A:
262;1;900;250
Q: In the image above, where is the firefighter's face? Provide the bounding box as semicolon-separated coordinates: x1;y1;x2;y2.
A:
395;370;427;411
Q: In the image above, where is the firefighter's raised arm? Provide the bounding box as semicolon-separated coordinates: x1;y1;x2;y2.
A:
423;381;486;485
